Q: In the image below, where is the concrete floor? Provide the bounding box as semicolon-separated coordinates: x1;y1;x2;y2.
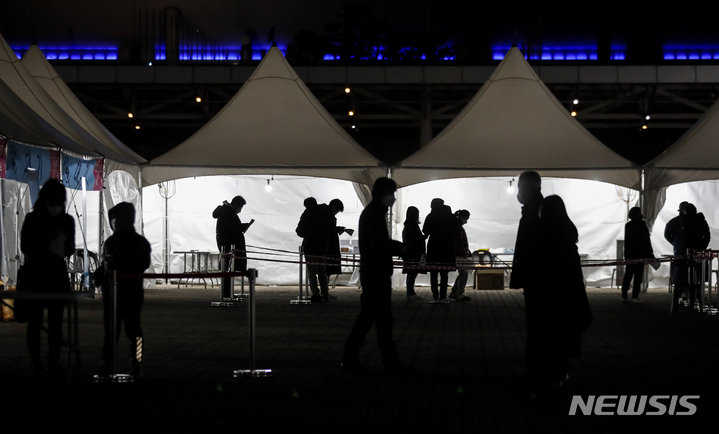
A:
1;284;717;433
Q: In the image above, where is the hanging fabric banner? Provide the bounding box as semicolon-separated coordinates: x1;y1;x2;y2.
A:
62;154;104;190
0;137;6;179
0;140;60;184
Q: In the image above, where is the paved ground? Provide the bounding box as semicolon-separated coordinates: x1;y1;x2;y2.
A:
1;284;717;433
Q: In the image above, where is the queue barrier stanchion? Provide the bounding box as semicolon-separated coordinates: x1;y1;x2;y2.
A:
234;269;272;377
211;246;235;307
94;270;133;383
291;245;311;305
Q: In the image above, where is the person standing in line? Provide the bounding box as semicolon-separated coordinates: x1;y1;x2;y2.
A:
664;201;688;311
449;209;472;302
621;207;654;303
531;195;592;393
679;203;711;313
341;177;410;376
402;206;426;300
509;171;543;390
326;198;352;300
19;179;75;382
423;198;458;304
213;196;252;299
296;200;330;302
94;202;152;378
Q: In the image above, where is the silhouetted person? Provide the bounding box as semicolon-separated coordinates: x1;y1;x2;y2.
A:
621;207;654;303
326;198;351;299
94;202;152;378
510;171;543;390
342;177;410;376
402;206;426;300
20;179;75;381
677;203;710;313
530;195;592;391
296;200;330;302
423;198;458;303
450;209;472;301
213;196;251;298
665;201;688;309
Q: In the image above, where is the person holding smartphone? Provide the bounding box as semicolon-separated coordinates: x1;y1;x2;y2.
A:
213;196;252;298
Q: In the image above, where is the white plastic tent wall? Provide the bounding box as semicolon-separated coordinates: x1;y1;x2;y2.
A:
141;44;385;186
392;46;641;189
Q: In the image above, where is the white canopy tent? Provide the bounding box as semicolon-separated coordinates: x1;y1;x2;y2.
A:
645;95;719;191
392;46;641;189
0;33;103;156
0;37;145;287
21;44;146;172
141;44;385;186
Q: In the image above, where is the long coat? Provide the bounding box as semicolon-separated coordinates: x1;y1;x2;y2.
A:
401;221;426;274
529;207;592;360
20;208;75;293
509;192;543;290
213;204;247;271
422;205;457;267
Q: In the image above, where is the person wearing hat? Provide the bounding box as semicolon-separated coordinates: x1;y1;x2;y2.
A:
664;201;701;313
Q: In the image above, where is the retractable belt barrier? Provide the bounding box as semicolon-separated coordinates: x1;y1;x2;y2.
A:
97;267;271;382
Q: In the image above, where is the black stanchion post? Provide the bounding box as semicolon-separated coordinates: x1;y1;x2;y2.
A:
291;245;311;304
234;269;271;377
211;246;234;307
94;270;133;383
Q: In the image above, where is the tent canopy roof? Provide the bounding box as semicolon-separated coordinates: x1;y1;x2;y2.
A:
645;96;719;190
21;45;146;165
142;45;384;186
392;47;640;189
0;32;104;156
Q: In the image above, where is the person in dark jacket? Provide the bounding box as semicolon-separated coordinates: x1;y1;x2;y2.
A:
510;171;543;391
94;202;152;378
678;203;711;313
20;179;75;381
664;201;688;308
621;207;654;303
423;199;458;303
402;206;426;300
341;177;410;376
450;209;472;302
326;198;351;299
529;195;592;392
213;196;251;298
296;200;330;302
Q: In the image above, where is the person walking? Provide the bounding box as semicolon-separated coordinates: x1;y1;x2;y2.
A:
530;195;592;393
402;206;426;300
341;178;410;376
450;209;472;301
621;207;654;303
510;171;543;391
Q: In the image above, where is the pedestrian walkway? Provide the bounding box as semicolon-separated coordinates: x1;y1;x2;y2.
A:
1;285;716;433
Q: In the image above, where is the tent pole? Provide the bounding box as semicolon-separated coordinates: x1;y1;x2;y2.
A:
639;168;649;293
